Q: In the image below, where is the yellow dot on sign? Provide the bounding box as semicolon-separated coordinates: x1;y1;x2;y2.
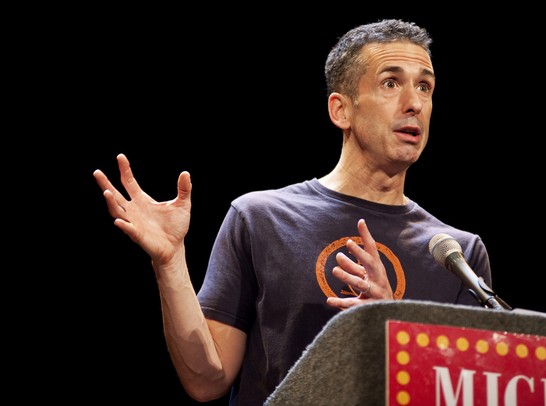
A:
515;344;529;358
416;332;429;347
496;341;509;356
396;390;410;405
456;337;469;351
436;335;449;350
536;346;546;361
476;339;489;354
397;331;410;345
396;370;410;385
396;350;410;365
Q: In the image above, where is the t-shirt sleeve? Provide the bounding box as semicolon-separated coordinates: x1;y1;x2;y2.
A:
197;205;258;334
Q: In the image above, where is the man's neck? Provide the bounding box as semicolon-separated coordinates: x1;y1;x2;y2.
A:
318;166;408;205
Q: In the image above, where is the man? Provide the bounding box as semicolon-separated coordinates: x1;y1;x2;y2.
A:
93;19;491;405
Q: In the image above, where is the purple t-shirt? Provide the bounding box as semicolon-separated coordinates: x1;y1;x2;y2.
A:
197;178;491;405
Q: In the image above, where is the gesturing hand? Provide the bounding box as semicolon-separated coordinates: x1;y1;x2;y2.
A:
93;153;192;268
326;219;394;310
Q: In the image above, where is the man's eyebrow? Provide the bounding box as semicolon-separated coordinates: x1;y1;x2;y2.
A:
380;66;436;79
422;68;435;79
380;66;403;74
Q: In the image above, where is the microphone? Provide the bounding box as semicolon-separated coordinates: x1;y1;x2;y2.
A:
428;233;511;310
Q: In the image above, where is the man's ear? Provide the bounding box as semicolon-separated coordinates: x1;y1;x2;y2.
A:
327;92;351;130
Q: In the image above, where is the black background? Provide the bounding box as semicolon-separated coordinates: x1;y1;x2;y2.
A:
33;7;544;405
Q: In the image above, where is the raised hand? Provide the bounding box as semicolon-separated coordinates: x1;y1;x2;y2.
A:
93;153;192;268
326;219;394;309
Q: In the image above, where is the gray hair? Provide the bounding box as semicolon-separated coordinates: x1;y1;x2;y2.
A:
325;19;432;100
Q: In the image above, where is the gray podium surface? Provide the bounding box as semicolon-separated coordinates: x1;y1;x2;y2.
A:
264;300;546;406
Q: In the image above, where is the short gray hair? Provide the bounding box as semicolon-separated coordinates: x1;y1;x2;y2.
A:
325;19;432;100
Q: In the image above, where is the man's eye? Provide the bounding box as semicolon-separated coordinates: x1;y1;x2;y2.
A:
383;79;396;88
418;83;431;92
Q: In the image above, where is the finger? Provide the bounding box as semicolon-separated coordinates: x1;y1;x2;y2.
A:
357;219;380;260
345;238;373;273
117;153;143;198
93;169;117;194
103;189;129;220
177;171;192;201
326;296;365;310
343;220;380;277
335;251;366;278
332;264;370;294
93;169;129;214
359;279;373;297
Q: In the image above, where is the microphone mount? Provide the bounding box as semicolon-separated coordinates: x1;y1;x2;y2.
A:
430;234;512;311
446;254;511;310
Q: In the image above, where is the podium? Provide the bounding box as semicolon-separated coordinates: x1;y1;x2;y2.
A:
264;300;546;405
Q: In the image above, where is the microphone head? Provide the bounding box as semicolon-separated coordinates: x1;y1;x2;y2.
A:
428;233;463;265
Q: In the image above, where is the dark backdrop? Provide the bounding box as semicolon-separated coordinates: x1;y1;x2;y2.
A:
43;8;543;405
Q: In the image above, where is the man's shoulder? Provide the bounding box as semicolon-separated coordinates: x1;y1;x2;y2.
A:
233;179;318;206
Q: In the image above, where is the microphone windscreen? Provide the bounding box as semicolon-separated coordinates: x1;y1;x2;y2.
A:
428;233;463;264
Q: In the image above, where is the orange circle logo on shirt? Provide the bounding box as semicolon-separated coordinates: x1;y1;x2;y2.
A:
315;236;405;299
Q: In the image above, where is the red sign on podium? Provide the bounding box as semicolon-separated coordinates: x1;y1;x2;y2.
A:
386;320;546;405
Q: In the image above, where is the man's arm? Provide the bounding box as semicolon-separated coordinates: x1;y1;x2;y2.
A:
93;154;246;401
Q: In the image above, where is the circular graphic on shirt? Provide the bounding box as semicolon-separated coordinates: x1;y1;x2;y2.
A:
315;236;406;299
